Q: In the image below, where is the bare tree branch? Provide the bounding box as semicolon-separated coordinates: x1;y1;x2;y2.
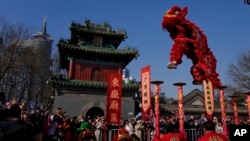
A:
226;50;250;102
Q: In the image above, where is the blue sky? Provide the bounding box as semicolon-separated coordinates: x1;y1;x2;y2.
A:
0;0;249;98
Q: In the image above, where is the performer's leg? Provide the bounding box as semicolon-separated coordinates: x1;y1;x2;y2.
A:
168;43;184;69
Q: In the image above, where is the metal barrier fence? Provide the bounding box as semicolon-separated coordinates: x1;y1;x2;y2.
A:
183;129;204;141
108;129;204;141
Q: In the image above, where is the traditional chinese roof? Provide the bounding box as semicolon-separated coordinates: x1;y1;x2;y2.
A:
57;19;139;69
162;104;248;114
58;39;139;69
70;19;127;48
162;88;248;115
58;39;138;56
71;19;127;36
48;75;139;91
183;89;204;105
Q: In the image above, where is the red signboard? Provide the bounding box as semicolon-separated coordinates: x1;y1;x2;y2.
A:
106;73;122;125
141;65;151;120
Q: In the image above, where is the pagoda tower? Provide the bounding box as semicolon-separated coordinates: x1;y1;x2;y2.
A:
49;19;140;118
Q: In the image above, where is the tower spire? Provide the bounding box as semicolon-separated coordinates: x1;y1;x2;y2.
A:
41;15;47;35
32;15;53;42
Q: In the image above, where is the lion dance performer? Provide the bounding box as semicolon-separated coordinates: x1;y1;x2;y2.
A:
162;5;221;88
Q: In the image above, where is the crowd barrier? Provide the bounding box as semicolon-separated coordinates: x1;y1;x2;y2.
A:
182;129;204;141
108;128;204;141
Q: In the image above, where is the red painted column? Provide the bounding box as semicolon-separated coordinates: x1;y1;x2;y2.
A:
151;80;164;141
173;82;186;135
229;94;240;125
217;85;228;137
68;57;74;79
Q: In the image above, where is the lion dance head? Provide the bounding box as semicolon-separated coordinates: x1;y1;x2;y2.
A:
162;6;188;33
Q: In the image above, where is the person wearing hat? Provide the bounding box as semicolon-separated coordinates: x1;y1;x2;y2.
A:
77;119;95;132
77;119;96;141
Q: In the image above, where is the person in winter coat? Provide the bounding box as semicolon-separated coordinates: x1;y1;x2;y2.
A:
134;119;145;141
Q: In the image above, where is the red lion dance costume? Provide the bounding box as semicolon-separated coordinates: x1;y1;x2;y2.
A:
162;6;221;88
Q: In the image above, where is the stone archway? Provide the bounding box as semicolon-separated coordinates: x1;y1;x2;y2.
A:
80;101;105;118
86;107;104;119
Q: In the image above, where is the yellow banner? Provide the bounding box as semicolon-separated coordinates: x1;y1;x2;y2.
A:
202;80;214;116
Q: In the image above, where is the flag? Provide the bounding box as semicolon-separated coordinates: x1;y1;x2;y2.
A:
141;65;151;121
106;73;122;125
202;80;215;121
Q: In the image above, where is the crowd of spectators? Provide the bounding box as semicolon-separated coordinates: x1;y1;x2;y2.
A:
1;99;250;141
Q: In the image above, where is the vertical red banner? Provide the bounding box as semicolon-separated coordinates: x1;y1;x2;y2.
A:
141;65;151;120
202;80;215;121
106;73;122;125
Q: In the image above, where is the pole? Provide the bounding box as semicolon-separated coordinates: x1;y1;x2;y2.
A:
229;94;240;125
173;82;186;135
151;80;164;141
242;92;250;119
217;85;228;137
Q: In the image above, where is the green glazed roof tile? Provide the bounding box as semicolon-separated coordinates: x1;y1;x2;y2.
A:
70;20;127;37
58;40;139;56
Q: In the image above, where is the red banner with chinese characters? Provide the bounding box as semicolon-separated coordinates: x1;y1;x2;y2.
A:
141;65;151;120
106;73;122;125
202;80;214;121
